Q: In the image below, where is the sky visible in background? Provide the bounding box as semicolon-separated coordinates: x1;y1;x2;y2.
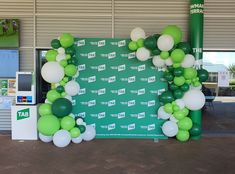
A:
203;52;235;68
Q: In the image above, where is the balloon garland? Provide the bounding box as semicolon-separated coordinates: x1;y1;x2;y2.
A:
128;25;209;142
38;33;96;148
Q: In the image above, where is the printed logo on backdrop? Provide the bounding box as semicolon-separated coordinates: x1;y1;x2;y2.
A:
17;108;30;120
120;123;136;131
90;64;106;72
130;112;145;119
111;88;126;95
77;40;85;47
120;76;136;83
78;64;86;71
110;64;126;72
75;112;86;118
91;88;106;95
130;88;145;95
80;76;96;83
101;76;116;83
140;100;156;107
90;112;106;119
130;64;146;72
120;100;135;107
101;100;116;107
110;40;126;47
140;76;156;83
111;112;126;119
80;100;96;107
140;124;156;131
101;123;116;131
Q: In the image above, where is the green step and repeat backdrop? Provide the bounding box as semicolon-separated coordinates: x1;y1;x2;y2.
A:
72;38;167;139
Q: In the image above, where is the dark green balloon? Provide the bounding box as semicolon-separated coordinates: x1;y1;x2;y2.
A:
65;46;75;56
197;69;209;82
52;98;72;118
174;67;184;77
77;125;86;133
163;72;174;82
189;123;201;136
169;83;179;91
173;89;184;99
68;57;79;66
180;83;190;92
56;85;65;93
159;91;175;104
144;36;156;50
177;42;192;54
167;66;174;73
151;48;161;56
51;39;61;49
153;33;160;40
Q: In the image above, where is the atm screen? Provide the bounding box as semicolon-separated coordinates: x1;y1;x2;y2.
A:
18;74;32;91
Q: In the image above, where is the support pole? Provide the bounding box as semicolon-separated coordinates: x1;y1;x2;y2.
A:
189;0;204;140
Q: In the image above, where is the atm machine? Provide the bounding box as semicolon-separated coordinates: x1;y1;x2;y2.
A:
11;72;38;140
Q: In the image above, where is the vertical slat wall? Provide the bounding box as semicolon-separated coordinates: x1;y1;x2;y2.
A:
0;0;235;130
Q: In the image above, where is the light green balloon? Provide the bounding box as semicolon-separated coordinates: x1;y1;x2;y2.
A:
70;127;81;138
173;105;180;112
59;33;74;48
46;89;61;102
173;110;186;120
176;130;190;142
137;38;144;48
182;108;189;116
160;51;169;60
171;49;185;63
61;116;75;131
64;64;77;77
178;117;193;130
38;103;52;116
164;103;173;114
45;50;58;61
128;41;138;51
173;76;185;86
184;68;197;80
161;25;182;45
37;115;60;136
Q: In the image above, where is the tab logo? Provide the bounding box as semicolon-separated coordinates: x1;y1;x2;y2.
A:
108;76;116;83
158;88;166;95
118;88;125;95
118;40;126;47
108;123;116;131
128;123;135;131
128;52;136;59
98;88;106;95
138;112;145;119
98;64;106;71
118;64;126;71
98;40;105;47
118;112;125;119
76;112;86;118
138;64;145;71
128;76;136;83
148;100;156;107
108;52;116;59
148;124;155;131
148;76;156;83
78;64;86;71
88;52;96;59
128;100;135;107
78;88;86;95
88;76;96;83
77;40;85;47
138;88;145;95
108;100;116;107
88;100;96;107
17;108;30;120
98;112;106;119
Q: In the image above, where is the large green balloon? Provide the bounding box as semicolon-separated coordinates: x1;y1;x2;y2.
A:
163;72;174;82
184;68;197;80
137;38;144;48
51;39;61;49
182;108;189;117
144;36;156;50
128;41;138;51
151;48;161;56
169;83;179;91
68;57;79;66
45;50;58;61
153;33;160;41
37;115;60;136
173;110;186;120
178;117;193;131
180;83;190;92
70;127;81;138
60;33;74;48
52;98;72;118
61;116;76;131
64;64;77;77
161;25;182;45
189;123;202;136
177;42;192;54
159;91;174;104
171;49;185;63
164;103;173;114
65;46;75;56
167;66;174;73
174;76;185;86
198;69;209;82
176;130;190;142
173;89;184;99
173;67;184;77
160;51;169;60
38;103;52;116
46;89;61;102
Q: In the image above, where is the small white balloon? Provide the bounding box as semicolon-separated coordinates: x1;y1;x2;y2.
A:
76;118;84;125
53;130;71;148
157;34;174;51
130;27;146;41
72;135;83;144
57;47;65;54
162;121;178;137
39;133;53;143
170;115;178;123
165;58;173;66
190;84;202;90
183;89;206;110
45;99;52;104
64;95;73;102
41;62;64;83
65;81;80;96
175;99;185;109
56;53;66;62
152;55;165;68
158;106;171;120
181;54;195;68
69;113;75;119
136;47;150;61
83;125;96;141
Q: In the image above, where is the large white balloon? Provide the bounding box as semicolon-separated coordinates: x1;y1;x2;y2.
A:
72;135;83;144
53;130;71;148
162;121;178;137
39;133;53;143
136;47;151;61
83;125;96;141
183;89;205;110
165;58;173;66
170;115;178;123
57;47;65;54
181;54;195;68
157;34;174;51
41;62;64;83
130;27;146;41
65;81;80;96
175;99;185;109
158;106;171;120
152;55;165;68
